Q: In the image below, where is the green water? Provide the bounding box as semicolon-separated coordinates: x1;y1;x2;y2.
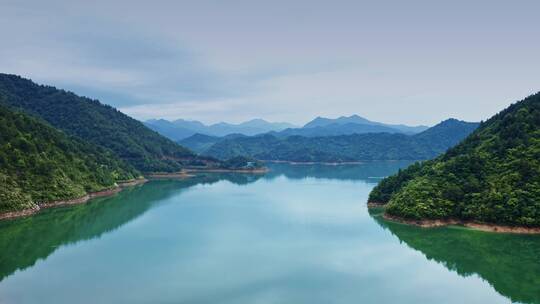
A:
0;161;538;303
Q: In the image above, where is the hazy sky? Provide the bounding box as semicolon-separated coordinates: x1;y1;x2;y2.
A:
1;0;539;125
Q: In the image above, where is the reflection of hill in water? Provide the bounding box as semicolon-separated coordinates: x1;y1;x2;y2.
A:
194;161;414;185
0;178;216;282
198;172;265;185
369;208;540;304
264;161;414;182
0;173;269;282
0;162;410;283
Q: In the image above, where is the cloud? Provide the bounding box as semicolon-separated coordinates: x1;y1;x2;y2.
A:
0;2;237;107
1;0;540;124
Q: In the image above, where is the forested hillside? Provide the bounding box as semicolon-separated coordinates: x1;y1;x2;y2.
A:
0;74;207;172
179;133;246;154
0;104;139;213
369;92;540;226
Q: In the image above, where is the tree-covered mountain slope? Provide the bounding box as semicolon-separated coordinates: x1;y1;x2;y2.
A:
203;119;478;162
0;73;209;172
0;104;139;213
178;133;246;154
178;133;222;153
369;92;540;227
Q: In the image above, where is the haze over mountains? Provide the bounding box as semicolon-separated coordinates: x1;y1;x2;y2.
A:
1;71;539;233
202;119;479;162
145;118;297;141
301;115;428;134
146;114;429;141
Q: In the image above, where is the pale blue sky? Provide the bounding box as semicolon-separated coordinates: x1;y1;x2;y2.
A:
1;0;539;125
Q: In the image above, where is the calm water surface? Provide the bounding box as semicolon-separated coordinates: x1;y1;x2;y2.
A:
0;162;539;304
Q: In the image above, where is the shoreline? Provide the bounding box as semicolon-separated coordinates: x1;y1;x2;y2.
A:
146;172;193;179
184;167;269;174
264;160;363;165
146;167;269;179
263;160;421;165
367;202;387;208
0;165;268;221
380;211;540;234
0;178;147;221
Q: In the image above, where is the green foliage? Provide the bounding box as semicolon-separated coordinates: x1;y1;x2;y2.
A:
0;105;139;212
368;161;424;203
371;92;540;226
0;74;198;172
204;120;478;162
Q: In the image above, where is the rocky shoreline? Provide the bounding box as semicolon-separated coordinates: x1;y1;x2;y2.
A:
184;168;269;174
0;178;147;221
382;212;540;234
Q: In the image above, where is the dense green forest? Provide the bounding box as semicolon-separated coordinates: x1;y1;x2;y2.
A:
0;74;216;172
203;119;478;162
369;92;540;226
0;104;139;213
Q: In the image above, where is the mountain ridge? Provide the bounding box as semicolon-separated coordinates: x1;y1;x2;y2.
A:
0;73;218;173
303;114;429;134
202;119;479;162
145;118;296;140
147;114;429;141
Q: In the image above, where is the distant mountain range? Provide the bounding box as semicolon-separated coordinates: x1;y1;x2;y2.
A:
191;119;479;162
145;118;297;140
146;114;428;141
301;115;428;134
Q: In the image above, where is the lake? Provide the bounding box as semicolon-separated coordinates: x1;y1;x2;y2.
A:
0;162;538;304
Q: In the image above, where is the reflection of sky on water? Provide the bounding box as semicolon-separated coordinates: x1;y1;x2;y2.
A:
0;162;522;304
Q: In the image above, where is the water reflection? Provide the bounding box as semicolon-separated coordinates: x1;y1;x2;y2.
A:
0;162;531;304
195;161;415;184
264;161;415;182
0;162;412;283
0;178;209;282
369;208;540;304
